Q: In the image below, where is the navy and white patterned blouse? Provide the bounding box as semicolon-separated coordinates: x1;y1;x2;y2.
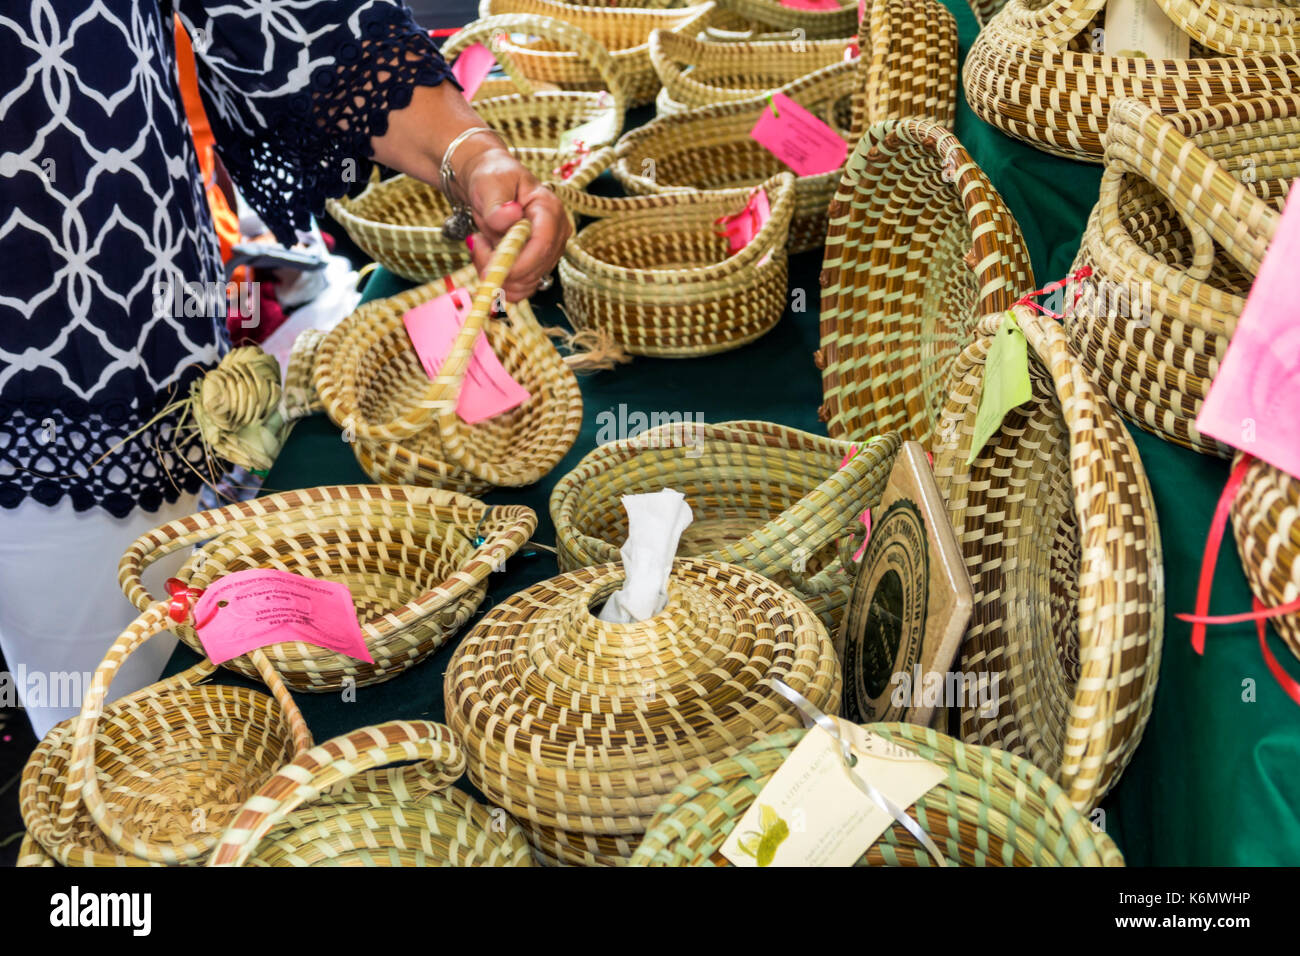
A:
0;0;454;517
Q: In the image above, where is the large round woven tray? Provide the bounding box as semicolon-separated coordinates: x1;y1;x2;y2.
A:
1232;454;1300;660
818;119;1034;446
551;420;901;630
117;485;536;692
931;307;1164;811
313;223;583;493
630;722;1126;865
444;558;841;866
963;0;1300;162
1066;94;1295;456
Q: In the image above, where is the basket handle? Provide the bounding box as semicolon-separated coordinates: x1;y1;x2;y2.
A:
207;720;465;866
60;601;313;864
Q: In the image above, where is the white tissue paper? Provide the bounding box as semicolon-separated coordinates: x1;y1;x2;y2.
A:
597;489;695;623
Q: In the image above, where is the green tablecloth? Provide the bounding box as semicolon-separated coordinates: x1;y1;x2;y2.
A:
167;0;1300;865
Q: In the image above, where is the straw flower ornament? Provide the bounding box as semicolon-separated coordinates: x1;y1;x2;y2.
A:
189;346;289;473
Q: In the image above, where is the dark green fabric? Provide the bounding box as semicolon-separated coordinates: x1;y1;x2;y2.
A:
164;0;1300;864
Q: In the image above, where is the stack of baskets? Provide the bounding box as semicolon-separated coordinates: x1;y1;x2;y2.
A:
1231;454;1300;660
931;306;1164;811
964;0;1300;162
444;558;842;865
551;420;901;629
818;119;1034;445
1066;94;1297;456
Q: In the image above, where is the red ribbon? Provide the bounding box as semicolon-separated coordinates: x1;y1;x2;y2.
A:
1014;266;1093;319
164;577;206;625
554;140;591;181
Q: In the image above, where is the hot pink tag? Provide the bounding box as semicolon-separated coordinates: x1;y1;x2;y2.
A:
451;43;496;100
779;0;842;9
718;188;772;254
1197;189;1300;481
858;0;865;21
403;288;531;424
192;568;373;666
750;93;849;177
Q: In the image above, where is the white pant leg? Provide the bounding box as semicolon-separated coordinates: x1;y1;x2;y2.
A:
0;494;199;739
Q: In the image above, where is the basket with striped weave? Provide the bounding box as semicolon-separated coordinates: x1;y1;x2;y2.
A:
930;306;1164;811
818;119;1034;446
852;0;959;134
1232;454;1300;661
629;723;1126;865
710;0;859;39
551;420;901;630
444;557;841;866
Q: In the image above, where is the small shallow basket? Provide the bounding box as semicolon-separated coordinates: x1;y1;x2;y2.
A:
117;485;537;692
479;0;715;106
852;0;959;134
629;723;1126;865
313;221;583;493
1232;454;1300;660
445;557;841;866
931;307;1164;811
209;721;534;867
711;0;859;39
613;59;856;253
818;119;1034;446
551;420;901;629
1066;94;1296;456
553;159;796;357
963;0;1300;162
19;605;313;866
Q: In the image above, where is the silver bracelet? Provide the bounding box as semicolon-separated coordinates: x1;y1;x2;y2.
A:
439;126;499;242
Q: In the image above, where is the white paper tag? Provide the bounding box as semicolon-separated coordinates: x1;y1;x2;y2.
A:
720;720;945;867
1103;0;1189;59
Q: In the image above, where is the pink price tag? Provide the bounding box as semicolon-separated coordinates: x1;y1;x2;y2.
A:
779;0;842;9
402;288;531;425
750;93;849;177
192;568;373;666
717;188;772;254
1196;188;1300;481
451;42;496;100
858;0;865;21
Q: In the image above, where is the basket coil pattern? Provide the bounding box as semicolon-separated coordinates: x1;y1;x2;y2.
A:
931;307;1164;811
554;159;797;357
853;0;959;134
551;420;901;629
1066;94;1295;455
711;0;859;39
313;223;583;492
1232;454;1300;660
819;120;1034;445
629;723;1126;865
963;0;1300;162
117;485;536;691
444;557;842;866
209;721;534;867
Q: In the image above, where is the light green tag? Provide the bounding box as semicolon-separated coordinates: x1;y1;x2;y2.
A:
966;312;1033;465
558;103;618;153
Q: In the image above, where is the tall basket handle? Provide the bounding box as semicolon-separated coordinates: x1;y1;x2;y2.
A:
207;720;465;866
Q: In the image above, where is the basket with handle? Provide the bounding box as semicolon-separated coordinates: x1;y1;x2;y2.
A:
629;722;1126;865
208;720;534;866
551;151;796;357
1066;94;1297;455
19;603;313;866
930;306;1164;811
312;220;583;492
818;119;1034;446
551;420;901;629
117;484;537;692
963;0;1300;162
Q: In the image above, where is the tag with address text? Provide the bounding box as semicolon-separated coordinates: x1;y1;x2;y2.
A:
750;93;848;177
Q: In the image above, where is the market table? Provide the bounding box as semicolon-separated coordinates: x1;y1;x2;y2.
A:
164;0;1300;865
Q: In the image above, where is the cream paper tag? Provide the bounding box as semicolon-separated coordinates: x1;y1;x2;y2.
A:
720;720;945;867
1103;0;1190;59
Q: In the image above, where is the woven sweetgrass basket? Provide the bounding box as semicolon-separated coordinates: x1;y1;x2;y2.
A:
313;221;582;493
1066;94;1296;456
20;605;313;866
552;158;796;358
963;0;1300;163
613;59;856;253
818;119;1034;446
710;0;859;39
551;420;901;629
967;0;1013;26
444;558;842;866
17;833;54;867
1231;454;1300;660
117;485;536;692
852;0;959;134
479;0;715;106
931;307;1163;811
208;721;534;867
629;723;1126;865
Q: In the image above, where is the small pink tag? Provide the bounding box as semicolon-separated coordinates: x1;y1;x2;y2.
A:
403;288;531;424
192;568;373;666
858;0;865;21
780;0;842;9
451;43;496;100
750;93;848;177
1197;188;1300;480
716;188;772;254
